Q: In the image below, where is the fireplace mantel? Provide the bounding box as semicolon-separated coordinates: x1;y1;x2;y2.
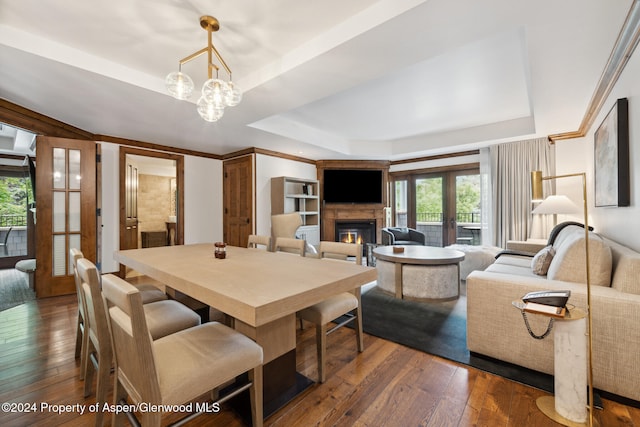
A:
322;204;385;243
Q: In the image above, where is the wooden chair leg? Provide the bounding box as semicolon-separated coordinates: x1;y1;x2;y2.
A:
75;314;82;358
249;365;263;427
316;324;327;383
354;307;364;352
112;380;128;427
83;347;95;398
95;354;110;427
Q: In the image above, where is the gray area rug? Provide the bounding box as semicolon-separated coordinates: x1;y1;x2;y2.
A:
0;268;36;312
360;285;554;393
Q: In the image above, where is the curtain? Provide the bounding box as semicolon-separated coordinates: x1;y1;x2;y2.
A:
489;137;555;248
479;147;492;246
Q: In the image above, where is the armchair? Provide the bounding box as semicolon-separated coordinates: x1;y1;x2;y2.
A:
381;227;425;246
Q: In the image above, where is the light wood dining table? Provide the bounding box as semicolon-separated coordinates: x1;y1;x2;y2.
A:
115;243;377;415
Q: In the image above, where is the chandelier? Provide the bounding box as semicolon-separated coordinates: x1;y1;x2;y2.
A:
165;15;242;122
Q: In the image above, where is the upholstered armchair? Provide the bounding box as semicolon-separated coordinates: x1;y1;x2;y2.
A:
381;227;426;246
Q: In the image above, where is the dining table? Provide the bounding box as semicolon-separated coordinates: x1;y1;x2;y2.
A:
114;243;377;416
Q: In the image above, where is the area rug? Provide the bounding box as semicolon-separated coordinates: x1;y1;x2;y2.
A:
360;286;554;393
0;268;36;312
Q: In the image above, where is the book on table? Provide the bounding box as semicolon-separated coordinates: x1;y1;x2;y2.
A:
523;302;566;318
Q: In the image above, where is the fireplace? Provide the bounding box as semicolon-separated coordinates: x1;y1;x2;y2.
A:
335;220;376;248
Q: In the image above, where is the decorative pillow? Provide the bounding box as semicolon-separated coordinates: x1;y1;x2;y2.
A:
531;246;555;275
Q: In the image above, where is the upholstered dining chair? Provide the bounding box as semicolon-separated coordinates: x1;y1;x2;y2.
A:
271;212;302;240
274;237;306;256
70;247;171;381
70;248;89;380
102;273;264;427
247;234;272;250
76;258;201;426
297;241;364;383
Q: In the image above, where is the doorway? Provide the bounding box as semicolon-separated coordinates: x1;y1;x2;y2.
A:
392;166;480;247
118;147;184;277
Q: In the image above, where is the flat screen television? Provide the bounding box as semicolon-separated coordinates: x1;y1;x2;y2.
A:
323;169;383;204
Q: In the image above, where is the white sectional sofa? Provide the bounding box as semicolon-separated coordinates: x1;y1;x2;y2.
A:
466;223;640;402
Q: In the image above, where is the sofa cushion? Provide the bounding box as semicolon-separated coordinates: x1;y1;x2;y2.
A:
603;236;640;295
531;246;555;275
547;226;612;287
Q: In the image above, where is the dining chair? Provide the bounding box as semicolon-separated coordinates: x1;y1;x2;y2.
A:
297;241;364;383
70;247;170;379
274;237;306;256
247;234;272;250
76;258;201;426
102;273;264;427
70;248;89;380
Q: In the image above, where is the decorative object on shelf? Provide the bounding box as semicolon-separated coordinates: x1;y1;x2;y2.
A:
530;170;595;427
594;97;629;207
165;15;242;122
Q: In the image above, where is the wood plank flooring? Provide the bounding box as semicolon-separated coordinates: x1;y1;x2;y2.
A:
1;293;639;426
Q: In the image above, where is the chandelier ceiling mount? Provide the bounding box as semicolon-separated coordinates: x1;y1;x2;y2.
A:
165;15;241;122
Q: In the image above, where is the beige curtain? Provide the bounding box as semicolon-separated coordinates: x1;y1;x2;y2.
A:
489;137;555;248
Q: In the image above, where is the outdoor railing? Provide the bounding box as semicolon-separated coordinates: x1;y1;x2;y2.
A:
396;212;481;224
0;214;27;227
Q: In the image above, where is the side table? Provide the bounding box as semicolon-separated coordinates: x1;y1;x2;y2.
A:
513;301;589;426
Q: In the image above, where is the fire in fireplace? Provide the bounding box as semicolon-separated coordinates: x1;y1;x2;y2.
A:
335;221;376;247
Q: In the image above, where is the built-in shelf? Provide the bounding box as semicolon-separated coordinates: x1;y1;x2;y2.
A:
271;176;320;245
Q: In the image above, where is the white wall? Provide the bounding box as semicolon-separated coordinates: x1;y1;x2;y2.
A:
100;142;119;273
99;142;223;273
555;38;640;251
183;155;223;244
255;154;317;236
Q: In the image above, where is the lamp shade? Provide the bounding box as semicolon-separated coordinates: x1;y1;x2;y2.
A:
532;195;581;215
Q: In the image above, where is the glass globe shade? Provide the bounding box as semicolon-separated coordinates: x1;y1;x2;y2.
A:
197;96;225;122
225;81;243;107
165;71;194;100
202;78;230;109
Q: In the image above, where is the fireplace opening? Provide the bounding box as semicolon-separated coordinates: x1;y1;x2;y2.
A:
335;221;376;250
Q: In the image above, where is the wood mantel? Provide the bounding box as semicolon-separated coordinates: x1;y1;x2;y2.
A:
322;204;385;243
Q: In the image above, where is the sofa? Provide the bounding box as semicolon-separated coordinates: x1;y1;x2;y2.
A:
466;223;640;402
381;227;426;245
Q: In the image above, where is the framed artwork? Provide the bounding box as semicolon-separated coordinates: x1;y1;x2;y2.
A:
594;98;630;207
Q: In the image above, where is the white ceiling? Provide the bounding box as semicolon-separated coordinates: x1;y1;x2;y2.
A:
0;0;633;160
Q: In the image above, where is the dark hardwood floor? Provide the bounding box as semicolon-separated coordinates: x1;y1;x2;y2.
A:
1;292;639;426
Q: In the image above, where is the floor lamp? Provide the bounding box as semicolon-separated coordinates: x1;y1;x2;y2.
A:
530;171;595;427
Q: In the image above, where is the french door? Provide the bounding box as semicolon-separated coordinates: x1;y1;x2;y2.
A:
35;136;96;297
392;167;480;247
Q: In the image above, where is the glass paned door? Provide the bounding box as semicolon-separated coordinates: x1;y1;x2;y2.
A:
394;179;408;227
415;177;444;247
454;173;482;245
391;167;480;248
35;136;96;297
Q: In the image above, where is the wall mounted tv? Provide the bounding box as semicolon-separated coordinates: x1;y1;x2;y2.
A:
323;169;383;204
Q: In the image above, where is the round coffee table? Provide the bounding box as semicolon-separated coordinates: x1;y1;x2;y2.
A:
373;246;465;301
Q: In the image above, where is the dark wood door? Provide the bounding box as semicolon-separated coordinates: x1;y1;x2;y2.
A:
223;156;253;247
35;136;96;297
123;159;139;251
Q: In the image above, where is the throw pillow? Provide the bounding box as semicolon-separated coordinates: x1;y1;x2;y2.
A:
531;246;555;275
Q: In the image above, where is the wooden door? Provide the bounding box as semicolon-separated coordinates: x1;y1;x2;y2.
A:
223;156;253;247
123;158;139;251
35;136;96;297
